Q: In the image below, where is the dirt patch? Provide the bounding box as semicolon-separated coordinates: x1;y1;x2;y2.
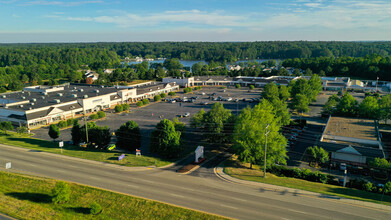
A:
177;164;197;173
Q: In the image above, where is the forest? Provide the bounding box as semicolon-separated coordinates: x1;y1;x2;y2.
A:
0;41;391;90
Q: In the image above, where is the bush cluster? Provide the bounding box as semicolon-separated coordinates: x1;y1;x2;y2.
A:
160;93;167;98
115;104;130;112
168;91;176;96
194;86;202;90
235;84;241;88
56;118;78;128
249;85;255;90
136;101;143;107
142;99;150;105
268;165;335;184
350;179;391;194
183;87;192;93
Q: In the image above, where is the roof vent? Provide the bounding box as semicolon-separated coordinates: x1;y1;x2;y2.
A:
54;99;60;103
31;98;37;102
83;95;88;99
79;89;84;92
41;96;45;99
71;94;77;98
100;85;104;88
74;87;77;90
1;95;5;98
57;93;63;97
42;92;48;96
94;89;99;93
31;103;35;106
29;107;32;110
21;96;26;99
19;105;24;108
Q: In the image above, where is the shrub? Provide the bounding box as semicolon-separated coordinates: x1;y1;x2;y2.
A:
16;126;28;134
220;86;226;89
154;95;161;101
51;182;71;204
363;181;373;192
235;84;241;88
122;104;130;111
142;99;149;105
97;111;106;118
115;105;123;112
89;114;99;120
90;202;102;215
58;120;68;128
194;86;202;90
183;87;192;93
385;181;391;194
67;119;75;126
160;93;167;98
168;91;176;96
136;101;143;107
249;85;255;90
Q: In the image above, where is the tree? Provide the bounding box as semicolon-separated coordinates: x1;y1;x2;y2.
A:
136;101;143;107
306;146;329;167
291;94;310;114
308;74;323;101
235;84;241;89
289;78;313;101
322;94;339;115
116;120;141;151
97;111;106;118
378;95;391;123
279;85;290;101
368;158;391;170
172;117;186;133
190;109;205;129
51;181;71;204
0;121;13;134
71;120;82;145
271;99;291;126
90;202;102;215
233;100;288;169
202;103;232;143
115;105;123;112
16;126;28;134
262;82;279;102
48;124;60;141
249;85;255;90
142;99;149;105
154;95;161;101
336;93;358;116
88;125;111;147
359;96;379;119
150;119;182;158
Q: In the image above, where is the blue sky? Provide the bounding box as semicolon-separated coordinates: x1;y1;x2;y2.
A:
1;0;391;42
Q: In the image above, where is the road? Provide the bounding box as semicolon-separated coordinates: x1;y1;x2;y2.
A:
1;144;391;220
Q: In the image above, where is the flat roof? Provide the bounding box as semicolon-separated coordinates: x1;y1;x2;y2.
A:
324;116;377;141
0;84;119;111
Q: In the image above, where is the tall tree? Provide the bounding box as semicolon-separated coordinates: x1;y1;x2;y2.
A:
306;146;329;167
116;120;141;151
190;108;205;129
291;94;310;114
359;96;380;119
233;100;288;169
202;103;232;143
262;82;279;102
336;93;358;116
71;120;82;145
279;85;290;101
150;119;181;158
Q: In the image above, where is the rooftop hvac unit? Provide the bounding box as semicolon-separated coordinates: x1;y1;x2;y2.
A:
54;99;60;103
71;94;77;98
79;89;84;92
42;92;48;96
101;85;104;88
31;103;35;106
21;96;26;99
19;105;24;108
31;98;37;102
74;87;77;90
95;89;99;93
83;95;88;99
57;93;63;97
1;95;5;98
29;107;32;110
41;96;45;99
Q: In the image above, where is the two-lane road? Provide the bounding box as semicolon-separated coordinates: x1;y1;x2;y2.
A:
1;144;390;220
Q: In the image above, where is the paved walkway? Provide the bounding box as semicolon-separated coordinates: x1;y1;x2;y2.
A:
214;166;391;212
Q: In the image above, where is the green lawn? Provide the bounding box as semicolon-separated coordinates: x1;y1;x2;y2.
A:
223;158;391;206
0;171;225;220
0;133;172;167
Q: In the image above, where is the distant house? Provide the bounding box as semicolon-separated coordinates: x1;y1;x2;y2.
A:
104;69;115;74
228;65;241;71
348;80;364;90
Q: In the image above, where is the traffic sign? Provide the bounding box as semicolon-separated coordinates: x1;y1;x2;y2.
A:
59;141;64;147
5;162;11;169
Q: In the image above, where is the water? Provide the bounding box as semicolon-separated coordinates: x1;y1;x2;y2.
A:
122;59;280;70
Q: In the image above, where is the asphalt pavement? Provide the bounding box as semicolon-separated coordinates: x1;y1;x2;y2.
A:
1;144;390;220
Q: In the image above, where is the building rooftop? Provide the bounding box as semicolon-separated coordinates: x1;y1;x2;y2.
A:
0;84;119;111
324;116;377;141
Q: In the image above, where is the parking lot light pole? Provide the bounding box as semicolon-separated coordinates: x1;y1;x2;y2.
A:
263;124;270;178
84;108;89;143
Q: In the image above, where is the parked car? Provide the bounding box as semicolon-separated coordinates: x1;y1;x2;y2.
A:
201;92;206;95
234;98;239;102
226;97;233;101
183;112;191;117
200;102;209;105
170;99;176;103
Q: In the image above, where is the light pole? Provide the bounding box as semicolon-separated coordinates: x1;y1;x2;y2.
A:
84;108;89;144
375;77;379;92
263;124;270;178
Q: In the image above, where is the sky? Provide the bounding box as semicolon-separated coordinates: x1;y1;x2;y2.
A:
0;0;391;43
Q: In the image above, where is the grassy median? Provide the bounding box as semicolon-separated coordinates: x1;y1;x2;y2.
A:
223;158;391;206
0;171;224;220
0;133;172;167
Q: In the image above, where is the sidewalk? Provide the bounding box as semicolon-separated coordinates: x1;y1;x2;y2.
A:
214;166;391;212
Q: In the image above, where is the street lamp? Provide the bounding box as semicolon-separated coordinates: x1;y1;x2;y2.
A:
375;77;379;92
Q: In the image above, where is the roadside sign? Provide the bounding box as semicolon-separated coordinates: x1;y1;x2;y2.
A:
5;162;11;169
136;149;141;156
59;141;64;147
118;154;125;161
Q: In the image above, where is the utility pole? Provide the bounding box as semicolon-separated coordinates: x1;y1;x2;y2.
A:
263;124;270;178
84;108;89;144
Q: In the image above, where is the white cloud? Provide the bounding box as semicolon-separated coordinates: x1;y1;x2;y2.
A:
22;0;103;6
64;10;246;28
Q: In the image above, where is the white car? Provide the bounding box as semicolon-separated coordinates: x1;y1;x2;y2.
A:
183;112;191;117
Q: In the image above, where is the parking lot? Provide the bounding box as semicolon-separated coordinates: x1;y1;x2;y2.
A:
32;86;262;153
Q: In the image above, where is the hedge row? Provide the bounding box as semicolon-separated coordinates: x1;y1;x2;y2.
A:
89;111;106;120
136;99;150;107
115;104;130;112
56;118;78;128
183;88;192;93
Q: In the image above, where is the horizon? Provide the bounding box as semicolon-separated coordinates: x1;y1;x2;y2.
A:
1;0;391;43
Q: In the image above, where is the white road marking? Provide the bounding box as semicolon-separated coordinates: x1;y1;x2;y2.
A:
220;204;238;210
233;198;247;202
126;184;140;188
170;193;184;198
89;176;100;180
140;179;154;184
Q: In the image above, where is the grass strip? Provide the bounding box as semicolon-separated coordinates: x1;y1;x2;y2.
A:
223;158;391;206
0;133;172;167
0;171;225;220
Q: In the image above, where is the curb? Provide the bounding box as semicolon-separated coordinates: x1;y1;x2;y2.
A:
214;163;391;212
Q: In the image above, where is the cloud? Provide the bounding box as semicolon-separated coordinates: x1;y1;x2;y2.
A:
22;0;103;6
64;10;246;28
